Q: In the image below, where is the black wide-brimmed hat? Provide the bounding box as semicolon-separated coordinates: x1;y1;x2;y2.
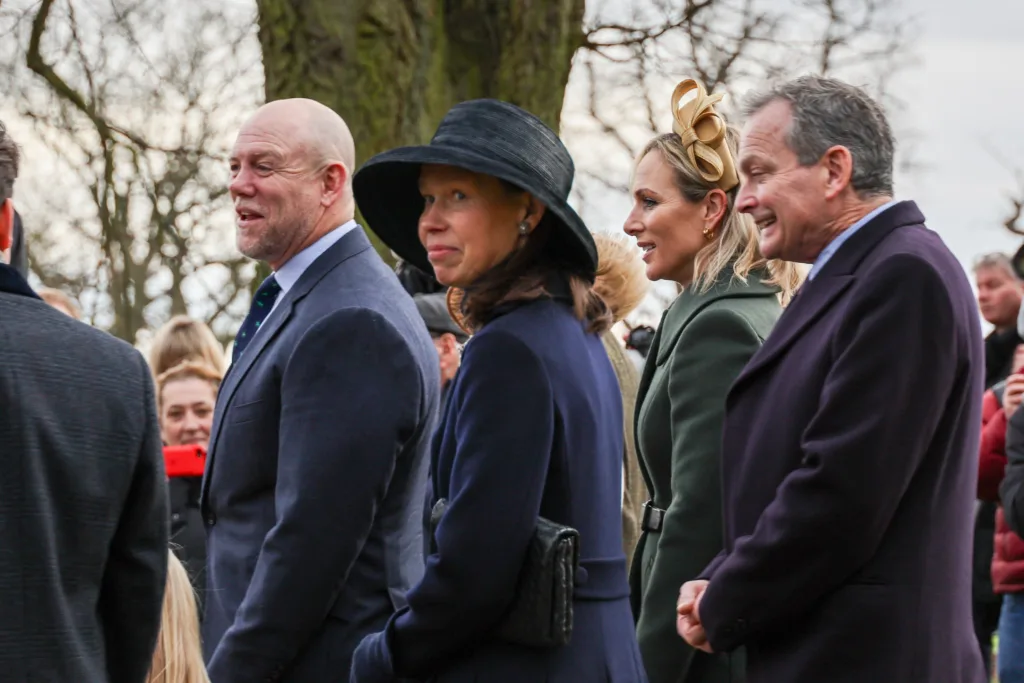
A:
353;99;597;280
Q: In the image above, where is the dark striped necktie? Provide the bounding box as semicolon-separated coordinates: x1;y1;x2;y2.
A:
232;274;281;362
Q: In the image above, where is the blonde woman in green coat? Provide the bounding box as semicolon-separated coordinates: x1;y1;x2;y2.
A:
624;79;802;683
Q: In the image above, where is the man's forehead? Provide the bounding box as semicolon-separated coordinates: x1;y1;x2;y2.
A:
741;101;792;144
231;130;291;159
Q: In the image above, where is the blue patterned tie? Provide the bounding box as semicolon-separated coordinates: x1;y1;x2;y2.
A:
232;275;282;362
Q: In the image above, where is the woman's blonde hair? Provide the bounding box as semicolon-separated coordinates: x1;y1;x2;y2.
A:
146;551;209;683
149;316;225;378
638;129;802;304
592;232;649;324
155;361;222;414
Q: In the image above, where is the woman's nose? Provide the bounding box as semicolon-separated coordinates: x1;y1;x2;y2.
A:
623;211;643;236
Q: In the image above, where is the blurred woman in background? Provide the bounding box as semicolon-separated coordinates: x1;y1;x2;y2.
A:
157;361;221;588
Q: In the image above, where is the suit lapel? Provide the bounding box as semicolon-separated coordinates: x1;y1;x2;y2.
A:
732;274;854;390
200;227;375;507
731;200;925;390
633;272;780;497
633;311;666;497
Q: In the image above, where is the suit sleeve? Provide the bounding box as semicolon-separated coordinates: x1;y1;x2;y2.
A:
101;350;169;683
635;308;762;683
350;331;555;681
207;308;426;683
699;255;961;652
1002;407;1024;537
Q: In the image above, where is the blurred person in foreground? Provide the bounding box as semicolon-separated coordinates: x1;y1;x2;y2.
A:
592;231;651;568
350;98;646;682
0;120;168;682
201;98;439;682
625;78;800;683
676;75;985;683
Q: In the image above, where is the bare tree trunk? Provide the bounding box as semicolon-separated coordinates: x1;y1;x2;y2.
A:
256;0;585;262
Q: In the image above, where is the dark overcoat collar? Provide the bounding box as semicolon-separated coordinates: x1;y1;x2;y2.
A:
732;200;924;390
0;262;39;300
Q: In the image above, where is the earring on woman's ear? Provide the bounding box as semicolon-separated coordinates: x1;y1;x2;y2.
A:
702;227;716;241
518;221;530;237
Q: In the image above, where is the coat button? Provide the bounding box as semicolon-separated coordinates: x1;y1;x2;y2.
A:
205;512;217;526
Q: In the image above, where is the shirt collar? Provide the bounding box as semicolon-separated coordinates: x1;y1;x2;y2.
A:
274;220;358;294
807;199;899;280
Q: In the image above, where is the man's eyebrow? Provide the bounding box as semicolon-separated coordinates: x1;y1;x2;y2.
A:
739;154;767;171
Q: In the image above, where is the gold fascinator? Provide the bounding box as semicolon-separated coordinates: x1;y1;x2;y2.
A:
445;287;474;338
670;79;739;192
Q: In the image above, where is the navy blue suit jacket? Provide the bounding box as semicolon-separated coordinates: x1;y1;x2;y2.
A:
351;295;647;683
698;202;986;682
200;227;440;683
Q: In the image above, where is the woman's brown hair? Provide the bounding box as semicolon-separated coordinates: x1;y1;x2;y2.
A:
148;316;225;378
155;361;222;414
452;183;613;335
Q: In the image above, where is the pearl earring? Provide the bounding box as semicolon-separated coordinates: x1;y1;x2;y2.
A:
518;221;530;236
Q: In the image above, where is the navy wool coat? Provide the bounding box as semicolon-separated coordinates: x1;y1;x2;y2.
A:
350;293;648;683
200;228;440;683
697;202;986;683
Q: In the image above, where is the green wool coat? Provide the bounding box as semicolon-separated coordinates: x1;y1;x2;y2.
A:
630;270;783;683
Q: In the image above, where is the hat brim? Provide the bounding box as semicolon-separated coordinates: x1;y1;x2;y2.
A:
353;144;597;280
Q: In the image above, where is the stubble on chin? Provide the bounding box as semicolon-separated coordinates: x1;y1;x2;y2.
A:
237;229;279;263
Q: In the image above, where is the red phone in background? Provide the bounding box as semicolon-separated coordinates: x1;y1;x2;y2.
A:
163;444;207;478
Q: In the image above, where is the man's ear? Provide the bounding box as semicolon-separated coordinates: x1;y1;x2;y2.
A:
321;162;349;207
821;145;854;200
0;199;13;253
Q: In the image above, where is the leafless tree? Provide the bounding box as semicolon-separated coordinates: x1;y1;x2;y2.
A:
0;0;263;344
1004;177;1024;237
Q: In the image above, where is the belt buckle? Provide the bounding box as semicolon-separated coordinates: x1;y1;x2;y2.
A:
641;501;664;532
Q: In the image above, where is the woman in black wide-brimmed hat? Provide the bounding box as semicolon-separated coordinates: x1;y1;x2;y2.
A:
349;100;647;683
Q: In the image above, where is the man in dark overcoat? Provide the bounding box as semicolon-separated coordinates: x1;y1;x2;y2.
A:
677;75;986;683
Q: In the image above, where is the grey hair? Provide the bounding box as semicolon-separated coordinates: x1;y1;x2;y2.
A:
973;252;1019;280
0;122;19;204
743;75;894;198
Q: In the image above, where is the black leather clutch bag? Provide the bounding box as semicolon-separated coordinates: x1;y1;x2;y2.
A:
430;498;580;647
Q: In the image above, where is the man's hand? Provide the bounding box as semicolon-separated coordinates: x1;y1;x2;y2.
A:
1005;372;1024;418
677;580;713;653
